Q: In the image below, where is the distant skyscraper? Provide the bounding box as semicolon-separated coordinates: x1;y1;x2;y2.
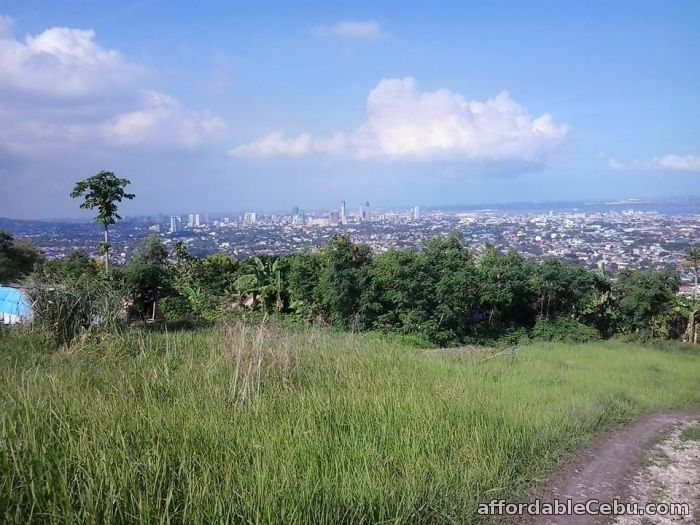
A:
244;212;257;224
340;200;347;225
194;214;201;227
169;216;178;233
187;214;195;227
292;206;300;216
413;206;421;220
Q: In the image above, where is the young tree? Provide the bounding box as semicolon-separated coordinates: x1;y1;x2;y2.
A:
70;171;135;272
684;246;700;301
284;252;322;318
683;246;700;343
123;236;171;320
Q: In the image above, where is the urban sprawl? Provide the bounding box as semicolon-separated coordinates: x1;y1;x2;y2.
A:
3;200;699;297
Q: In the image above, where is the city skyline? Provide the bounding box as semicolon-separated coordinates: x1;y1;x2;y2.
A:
4;194;700;223
1;1;699;219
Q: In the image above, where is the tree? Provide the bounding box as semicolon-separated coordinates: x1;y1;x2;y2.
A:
284;252;322;319
123;236;171;320
684;246;700;301
0;230;43;283
70;171;135;272
53;250;98;281
318;236;372;328
201;253;239;295
252;256;284;313
683;246;700;343
615;269;679;336
478;247;536;330
423;235;479;345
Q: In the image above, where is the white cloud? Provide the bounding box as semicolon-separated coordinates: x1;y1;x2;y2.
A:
103;91;227;150
230;131;313;158
0;26;138;98
310;19;388;41
0;14;15;38
231;77;569;165
0;16;227;155
608;154;700;173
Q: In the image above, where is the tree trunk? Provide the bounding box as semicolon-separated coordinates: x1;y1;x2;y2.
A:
685;309;697;344
104;227;109;273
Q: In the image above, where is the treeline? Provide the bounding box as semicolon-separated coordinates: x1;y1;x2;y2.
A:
6;230;695;347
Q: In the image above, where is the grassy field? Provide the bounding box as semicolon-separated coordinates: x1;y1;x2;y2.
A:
1;324;699;524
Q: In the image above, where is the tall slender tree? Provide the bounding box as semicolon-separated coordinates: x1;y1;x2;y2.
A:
683;246;700;343
70;171;135;272
684;246;700;301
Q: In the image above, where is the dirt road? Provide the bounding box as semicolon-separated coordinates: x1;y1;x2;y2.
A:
526;410;700;525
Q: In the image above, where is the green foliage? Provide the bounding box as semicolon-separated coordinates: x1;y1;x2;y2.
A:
201;253;239;294
167;242;224;323
284;252;322;321
14;229;696;346
615;269;680;335
70;171;135;271
317;235;372;328
52;250;99;281
122;236;171;319
0;230;42;283
149;235;696;346
478;247;536;329
69;171;135;227
23;270;127;348
531;317;602;344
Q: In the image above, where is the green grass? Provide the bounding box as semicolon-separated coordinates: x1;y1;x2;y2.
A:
1;324;699;524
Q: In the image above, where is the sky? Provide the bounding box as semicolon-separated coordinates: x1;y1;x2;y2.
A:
0;0;699;219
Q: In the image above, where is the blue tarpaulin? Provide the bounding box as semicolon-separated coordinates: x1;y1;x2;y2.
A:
0;286;33;324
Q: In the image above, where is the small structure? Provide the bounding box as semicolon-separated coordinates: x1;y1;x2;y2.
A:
0;286;33;325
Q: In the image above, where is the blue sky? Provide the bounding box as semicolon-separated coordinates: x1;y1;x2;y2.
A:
0;0;698;218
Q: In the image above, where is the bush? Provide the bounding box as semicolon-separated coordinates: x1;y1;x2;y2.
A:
23;273;127;348
531;317;601;344
493;328;531;348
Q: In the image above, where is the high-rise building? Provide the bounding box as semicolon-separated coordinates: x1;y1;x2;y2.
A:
244;212;257;224
413;206;421;220
169;216;178;233
340;201;347;225
292;206;300;216
187;214;195;227
194;214;201;227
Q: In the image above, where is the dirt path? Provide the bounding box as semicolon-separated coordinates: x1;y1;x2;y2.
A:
526;410;700;525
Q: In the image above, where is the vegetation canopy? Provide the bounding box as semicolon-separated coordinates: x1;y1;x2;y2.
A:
70;171;135;272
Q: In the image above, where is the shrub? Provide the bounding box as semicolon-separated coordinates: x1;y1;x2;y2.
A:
23;273;127;348
531;317;601;344
494;328;531;348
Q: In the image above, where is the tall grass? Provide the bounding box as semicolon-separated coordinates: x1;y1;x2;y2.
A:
23;274;127;348
1;324;699;524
